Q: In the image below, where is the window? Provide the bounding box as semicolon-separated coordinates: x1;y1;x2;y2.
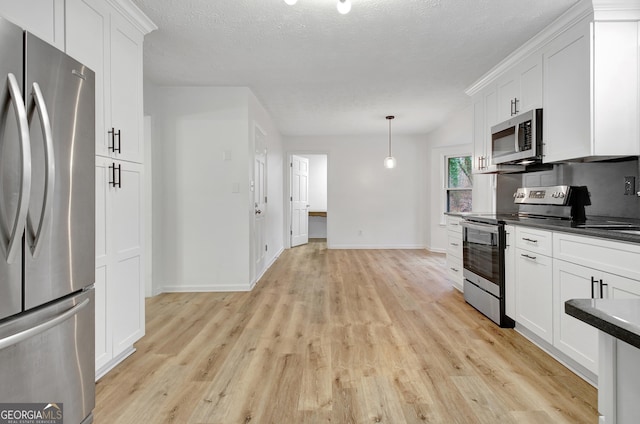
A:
446;156;472;212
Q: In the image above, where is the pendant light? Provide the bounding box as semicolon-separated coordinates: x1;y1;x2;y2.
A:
284;0;297;5
384;115;396;169
337;0;352;14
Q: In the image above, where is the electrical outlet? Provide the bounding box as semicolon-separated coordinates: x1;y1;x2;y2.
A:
624;176;635;195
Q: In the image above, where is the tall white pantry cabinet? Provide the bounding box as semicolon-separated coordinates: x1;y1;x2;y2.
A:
65;0;155;378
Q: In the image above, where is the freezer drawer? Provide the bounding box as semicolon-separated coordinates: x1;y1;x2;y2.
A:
0;289;95;424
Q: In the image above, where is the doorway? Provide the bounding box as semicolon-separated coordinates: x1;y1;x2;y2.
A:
288;153;328;248
252;125;267;283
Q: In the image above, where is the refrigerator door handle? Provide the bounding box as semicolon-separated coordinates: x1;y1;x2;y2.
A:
0;298;89;351
5;73;31;264
27;82;55;258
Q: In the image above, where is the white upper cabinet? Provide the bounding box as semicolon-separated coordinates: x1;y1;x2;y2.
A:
467;1;640;166
66;0;154;163
496;55;543;124
0;0;64;50
543;17;639;163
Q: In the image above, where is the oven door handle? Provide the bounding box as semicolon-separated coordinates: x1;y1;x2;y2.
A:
461;221;499;234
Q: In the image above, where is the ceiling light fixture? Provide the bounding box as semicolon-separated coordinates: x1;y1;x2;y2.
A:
384;115;396;169
337;0;352;14
284;0;298;5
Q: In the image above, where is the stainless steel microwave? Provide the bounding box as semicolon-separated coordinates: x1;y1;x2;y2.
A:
490;109;543;165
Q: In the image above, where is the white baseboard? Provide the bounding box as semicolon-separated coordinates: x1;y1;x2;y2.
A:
161;284;253;293
327;244;426;249
95;346;136;381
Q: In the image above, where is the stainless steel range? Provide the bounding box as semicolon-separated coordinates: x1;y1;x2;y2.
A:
461;185;593;327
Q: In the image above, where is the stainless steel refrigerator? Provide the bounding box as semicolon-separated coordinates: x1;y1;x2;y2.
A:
0;17;95;424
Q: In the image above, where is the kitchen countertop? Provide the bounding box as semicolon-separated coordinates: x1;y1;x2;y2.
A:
447;212;640;244
566;298;640;350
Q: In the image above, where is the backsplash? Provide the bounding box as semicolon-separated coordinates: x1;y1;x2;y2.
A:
496;157;640;219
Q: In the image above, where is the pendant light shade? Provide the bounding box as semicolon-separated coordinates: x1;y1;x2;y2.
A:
384;115;396;169
337;0;352;14
284;0;297;5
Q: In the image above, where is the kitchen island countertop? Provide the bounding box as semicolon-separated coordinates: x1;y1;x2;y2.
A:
566;298;640;350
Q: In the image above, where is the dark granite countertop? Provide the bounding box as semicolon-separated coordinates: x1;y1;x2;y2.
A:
566;299;640;349
501;216;640;244
451;212;640;244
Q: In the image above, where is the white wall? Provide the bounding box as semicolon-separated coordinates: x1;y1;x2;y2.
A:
424;102;494;252
285;135;427;249
248;91;285;282
143;85;283;293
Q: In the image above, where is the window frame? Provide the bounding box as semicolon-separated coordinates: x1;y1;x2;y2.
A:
444;154;473;214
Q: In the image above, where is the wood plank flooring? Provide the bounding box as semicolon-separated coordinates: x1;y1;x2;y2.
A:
95;241;598;423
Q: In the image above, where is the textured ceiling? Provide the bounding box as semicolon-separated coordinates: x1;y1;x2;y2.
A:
132;0;580;136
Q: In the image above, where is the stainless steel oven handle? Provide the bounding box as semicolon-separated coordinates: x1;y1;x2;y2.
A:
0;298;90;351
461;221;499;234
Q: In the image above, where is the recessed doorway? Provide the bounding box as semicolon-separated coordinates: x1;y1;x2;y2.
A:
288;153;328;247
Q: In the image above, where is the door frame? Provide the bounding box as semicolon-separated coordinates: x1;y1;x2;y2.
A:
284;151;329;249
250;123;268;286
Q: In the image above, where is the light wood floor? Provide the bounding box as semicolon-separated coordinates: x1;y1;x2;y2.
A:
95;241;597;423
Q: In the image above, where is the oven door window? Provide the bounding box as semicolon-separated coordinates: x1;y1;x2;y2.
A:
463;227;500;283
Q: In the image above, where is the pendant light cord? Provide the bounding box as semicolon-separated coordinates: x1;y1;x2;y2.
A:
386;115;394;156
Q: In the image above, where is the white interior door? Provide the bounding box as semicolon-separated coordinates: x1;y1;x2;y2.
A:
253;129;267;278
291;155;309;247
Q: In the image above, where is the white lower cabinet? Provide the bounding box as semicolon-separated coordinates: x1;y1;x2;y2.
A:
445;216;464;291
507;227;640;385
515;245;553;344
553;259;599;374
548;232;640;381
95;157;144;378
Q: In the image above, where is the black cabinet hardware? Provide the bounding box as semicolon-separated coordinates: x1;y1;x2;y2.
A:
108;163;122;188
108;128;121;153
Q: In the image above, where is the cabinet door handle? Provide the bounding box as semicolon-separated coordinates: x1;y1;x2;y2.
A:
450;267;459;272
451;243;459;247
109;163;115;187
522;237;538;243
510;99;515;116
600;280;608;299
109;163;122;188
108;128;115;152
108;128;121;153
591;276;597;299
115;129;121;153
521;253;536;260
